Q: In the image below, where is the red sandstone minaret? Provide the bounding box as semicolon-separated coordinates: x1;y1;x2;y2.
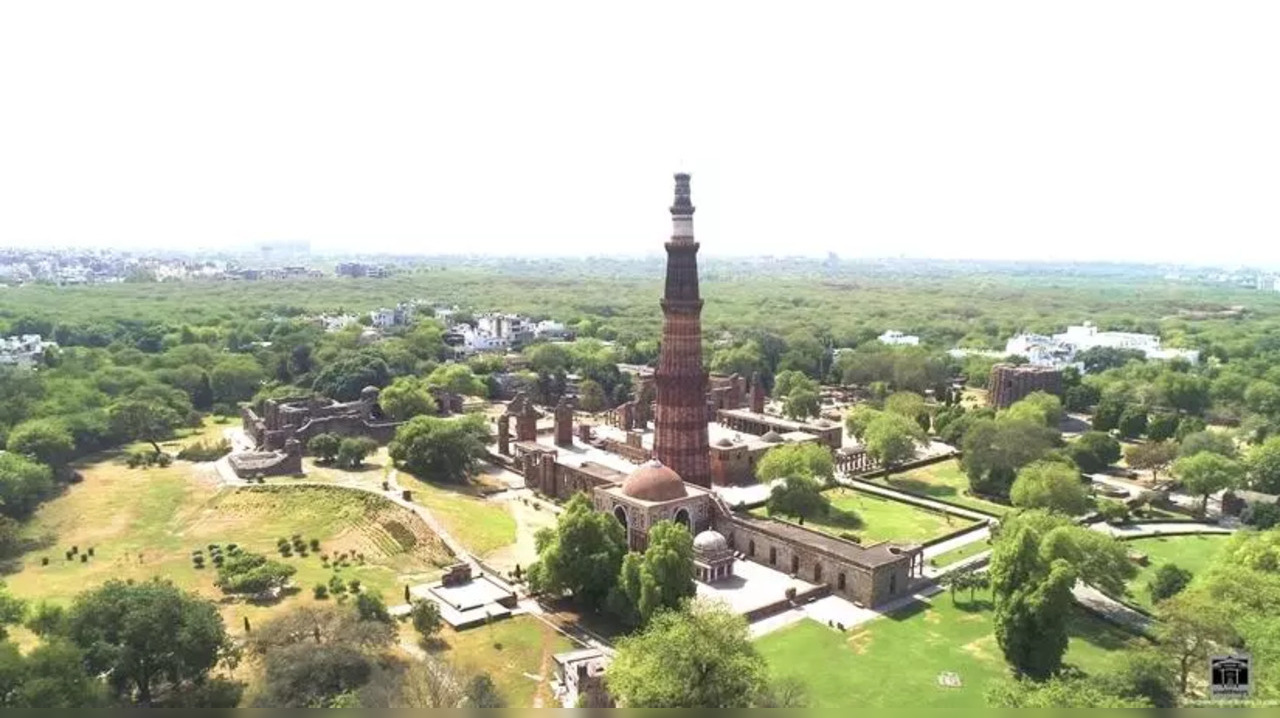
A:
652;173;712;488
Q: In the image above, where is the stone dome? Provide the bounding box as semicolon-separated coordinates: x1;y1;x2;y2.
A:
714;437;734;448
693;530;728;554
761;430;784;443
815;419;833;428
621;459;687;502
361;385;381;400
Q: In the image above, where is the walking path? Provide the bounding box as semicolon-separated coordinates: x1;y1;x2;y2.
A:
1089;520;1235;539
748;585;944;638
837;475;999;522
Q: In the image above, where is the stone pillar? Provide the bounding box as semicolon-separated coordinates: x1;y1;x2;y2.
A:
498;416;511;455
554;397;574;447
749;372;766;414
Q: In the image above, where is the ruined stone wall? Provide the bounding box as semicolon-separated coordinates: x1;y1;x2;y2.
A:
988;364;1063;409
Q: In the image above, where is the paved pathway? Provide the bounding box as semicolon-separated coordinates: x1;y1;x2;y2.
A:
836;475;998;522
1090;520;1235;539
749;586;944;638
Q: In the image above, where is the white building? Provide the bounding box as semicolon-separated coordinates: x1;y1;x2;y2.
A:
1002;322;1199;370
878;330;920;346
0;334;53;368
535;319;571;339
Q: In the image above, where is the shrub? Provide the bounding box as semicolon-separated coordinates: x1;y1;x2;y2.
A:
313;583;329;599
41;557;49;566
411;600;443;639
80;553;88;563
348;578;362;593
215;551;297;595
87;547;95;557
1148;563;1193;604
328;574;348;596
155;453;173;467
177;439;232;462
309;538;320;552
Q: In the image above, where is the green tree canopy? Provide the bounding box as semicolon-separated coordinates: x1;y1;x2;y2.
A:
755;443;835;485
425;363;487;397
378;377;438;421
961;418;1059;497
526;494;627;611
388;414;491;483
766;475;830;521
1124;440;1178;481
1173;452;1244;514
1246;435;1280;494
1009;460;1089;515
210;354;266;405
781;388;820;420
863;412;925;473
5;419;75;470
1067;431;1122;474
611;520;696;628
0;453;55;519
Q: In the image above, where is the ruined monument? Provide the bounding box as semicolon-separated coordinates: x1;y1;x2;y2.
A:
652;173;712;488
988;363;1063;409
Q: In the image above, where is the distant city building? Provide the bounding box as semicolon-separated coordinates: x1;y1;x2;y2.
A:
335;262;390;278
1002;321;1199;370
878;330;920;346
0;334;53;369
368;303;415;329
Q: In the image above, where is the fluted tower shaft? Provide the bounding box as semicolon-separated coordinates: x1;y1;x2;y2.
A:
653;173;711;488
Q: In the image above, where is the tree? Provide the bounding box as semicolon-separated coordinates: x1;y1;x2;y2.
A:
577;379;607;412
991;525;1077;679
773;369;818;399
754;443;835;485
165;365;215;411
378;377;438;421
388;414;491;484
844;405;883;440
1246;435;1280;494
1067;431;1122;473
1178;430;1236;459
0;454;54;519
108;398;181;455
13;638;105;708
424;363;486;397
308;433;341;463
766;476;831;522
1155;372;1210;415
259;643;373;707
986;674;1150;708
611;520;695;627
354;592;391;623
1003;391;1064;428
1077;346;1146;374
1009;460;1089;515
1147;563;1192;604
961;418;1058;497
6;419;75;471
1155;592;1239;696
1173;452;1244;514
1064;384;1101;413
607;601;768;707
1117;407;1149;440
215;551;297;595
210;355;266;405
526;494;627;611
1125;441;1178;481
67;579;232;704
311;352;391;401
464;674;505;708
781;389;820;420
336;437;377;469
1146;412;1179;442
863;412;924;474
410;600;442;641
1245;380;1280;418
884;391;927;423
1091;394;1126;432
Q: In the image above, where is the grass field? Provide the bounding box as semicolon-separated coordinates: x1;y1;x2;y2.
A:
757;589;1141;707
428;616;575;707
396;470;517;558
5;456;452;636
875;460;1011;517
929;536;992;568
755;488;979;545
1122;533;1230;611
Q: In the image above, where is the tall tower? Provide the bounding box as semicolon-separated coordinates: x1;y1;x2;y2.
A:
653;173;711;488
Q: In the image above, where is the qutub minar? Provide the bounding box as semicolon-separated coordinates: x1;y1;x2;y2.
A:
652;173;712;488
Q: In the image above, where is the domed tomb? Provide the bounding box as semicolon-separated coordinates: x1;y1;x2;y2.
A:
621;459;688;502
693;529;729;555
761;430;784;443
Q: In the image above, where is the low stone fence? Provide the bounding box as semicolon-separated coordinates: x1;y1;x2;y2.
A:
742;584;832;624
854;450;961;481
844;477;998;522
920;520;992;549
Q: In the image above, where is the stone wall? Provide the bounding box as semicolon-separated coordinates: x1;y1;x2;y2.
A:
988;364;1063;409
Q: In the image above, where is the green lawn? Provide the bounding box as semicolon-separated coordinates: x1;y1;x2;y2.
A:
6;457;452;638
1121;534;1231;611
875;460;1011;517
431;616;575;707
396;471;517;558
754;488;979;545
929;537;992;568
758;589;1141;707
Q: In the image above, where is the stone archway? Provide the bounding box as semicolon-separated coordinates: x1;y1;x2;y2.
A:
673;507;691;531
614;505;629;533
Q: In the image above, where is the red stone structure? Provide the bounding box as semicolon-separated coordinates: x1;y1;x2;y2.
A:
988;364;1063;409
748;371;767;414
652;173;712;488
554;397;574;447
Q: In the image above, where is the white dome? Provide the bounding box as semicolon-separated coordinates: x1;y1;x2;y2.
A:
693;530;728;554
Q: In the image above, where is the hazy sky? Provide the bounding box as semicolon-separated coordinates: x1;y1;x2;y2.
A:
2;2;1277;263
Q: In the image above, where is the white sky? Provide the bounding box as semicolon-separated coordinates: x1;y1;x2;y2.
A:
2;2;1277;263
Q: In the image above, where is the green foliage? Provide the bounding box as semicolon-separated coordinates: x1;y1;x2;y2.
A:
176;438;231;462
336;436;377;469
5;419;75;469
215;551;297;595
960;418;1058;497
1001;391;1064;428
388;414;491;483
755;443;835;485
1173;452;1244;513
1009;460;1089;515
862;412;925;472
781;388;820;420
67;579;231;704
1147;563;1192;604
990;525;1077;679
308;433;341;462
1242;501;1280;529
378;376;438;421
210;354;266;405
1125;440;1178;481
108;397;182;454
1247;436;1280;494
577;378;606;412
1067;431;1121;473
0;453;55;519
311;351;390;401
610;520;696;628
766;476;831;522
464;673;506;708
410;600;442;639
986;673;1151;708
354;592;391;623
526;494;627;611
843;405;882;440
1077;346;1146;374
1178;430;1236;459
424;363;486;397
607;601;769;708
773;369;819;399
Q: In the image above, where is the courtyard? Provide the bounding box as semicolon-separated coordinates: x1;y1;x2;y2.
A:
874;459;1011;517
753;487;980;545
756;588;1141;707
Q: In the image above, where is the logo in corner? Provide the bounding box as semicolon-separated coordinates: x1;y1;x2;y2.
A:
1210;654;1251;700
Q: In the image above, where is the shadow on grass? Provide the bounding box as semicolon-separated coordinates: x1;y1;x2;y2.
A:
885;477;960;500
1067;611;1138;651
885;599;930;622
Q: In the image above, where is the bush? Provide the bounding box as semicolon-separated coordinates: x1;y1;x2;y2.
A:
355;592;391;623
1242;501;1280;530
309;538;321;552
328;574;348;596
410;599;443;639
216;551;297;595
336;437;377;469
313;583;329;600
1148;563;1193;604
1097;501;1130;524
347;578;362;594
176;439;232;462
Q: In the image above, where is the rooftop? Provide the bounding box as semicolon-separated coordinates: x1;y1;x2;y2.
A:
729;513;917;569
